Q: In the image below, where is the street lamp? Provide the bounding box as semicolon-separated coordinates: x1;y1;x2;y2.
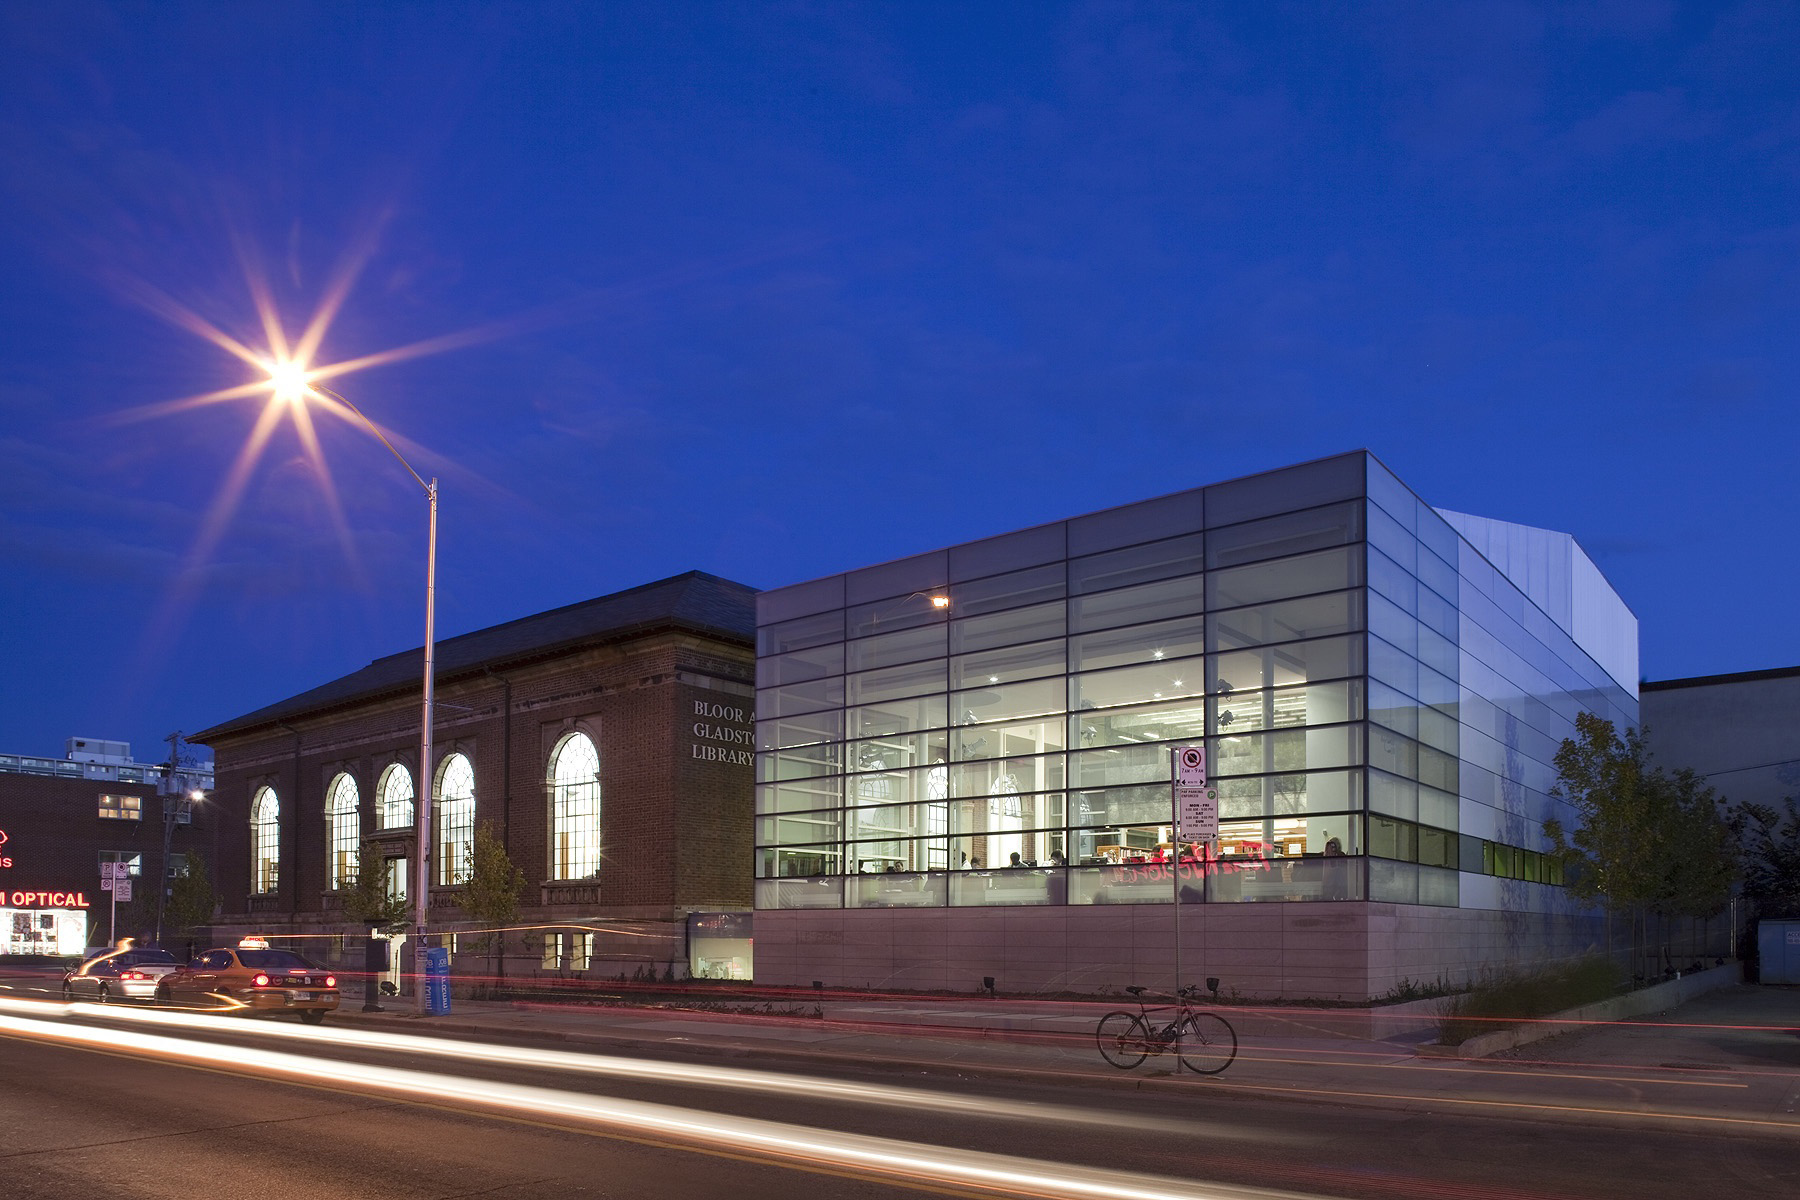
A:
282;376;438;1018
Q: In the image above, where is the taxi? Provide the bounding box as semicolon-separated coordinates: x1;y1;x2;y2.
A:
155;937;340;1024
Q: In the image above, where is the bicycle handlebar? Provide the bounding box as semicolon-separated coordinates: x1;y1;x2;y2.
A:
1121;983;1216;1000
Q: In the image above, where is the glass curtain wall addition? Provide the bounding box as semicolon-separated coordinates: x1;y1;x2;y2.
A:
550;732;601;880
326;773;360;890
754;495;1386;911
436;753;475;886
250;786;280;894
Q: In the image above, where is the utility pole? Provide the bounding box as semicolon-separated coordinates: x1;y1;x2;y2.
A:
155;732;197;947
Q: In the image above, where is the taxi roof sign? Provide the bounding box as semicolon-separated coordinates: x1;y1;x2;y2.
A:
237;936;270;950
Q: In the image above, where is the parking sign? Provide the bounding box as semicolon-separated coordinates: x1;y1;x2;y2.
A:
1172;746;1217;842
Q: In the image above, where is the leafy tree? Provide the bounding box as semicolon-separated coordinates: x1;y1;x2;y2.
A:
338;847;410;932
164;851;218;940
1545;713;1737;977
457;822;527;984
1730;797;1800;919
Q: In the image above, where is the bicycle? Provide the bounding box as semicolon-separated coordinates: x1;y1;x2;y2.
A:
1095;982;1237;1075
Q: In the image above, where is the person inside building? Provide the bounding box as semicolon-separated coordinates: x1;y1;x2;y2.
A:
1322;836;1348;900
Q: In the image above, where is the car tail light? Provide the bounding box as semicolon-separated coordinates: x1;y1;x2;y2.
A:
324;975;337;989
122;970;146;981
252;973;271;988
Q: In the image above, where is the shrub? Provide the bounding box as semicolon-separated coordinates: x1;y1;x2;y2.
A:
1380;975;1456;1004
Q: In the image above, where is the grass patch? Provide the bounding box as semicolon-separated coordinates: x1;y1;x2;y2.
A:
1437;957;1626;1046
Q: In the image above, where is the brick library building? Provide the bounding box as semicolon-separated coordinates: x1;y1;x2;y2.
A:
191;572;757;989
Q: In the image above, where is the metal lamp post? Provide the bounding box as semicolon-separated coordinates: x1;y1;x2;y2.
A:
310;383;437;1017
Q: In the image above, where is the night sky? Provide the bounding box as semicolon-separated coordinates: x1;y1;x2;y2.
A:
4;2;1797;765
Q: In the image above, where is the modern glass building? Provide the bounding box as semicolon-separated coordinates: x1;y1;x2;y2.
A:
752;452;1639;999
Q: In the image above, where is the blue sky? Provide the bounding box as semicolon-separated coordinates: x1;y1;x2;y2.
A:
3;1;1797;762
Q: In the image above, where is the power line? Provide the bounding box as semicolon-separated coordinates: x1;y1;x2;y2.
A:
1697;756;1800;779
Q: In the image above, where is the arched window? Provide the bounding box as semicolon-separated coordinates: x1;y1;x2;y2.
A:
251;786;280;894
326;773;360;890
436;753;475;886
377;764;415;830
549;732;600;879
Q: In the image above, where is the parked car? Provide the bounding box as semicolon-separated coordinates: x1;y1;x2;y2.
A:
62;946;182;1003
155;938;340;1024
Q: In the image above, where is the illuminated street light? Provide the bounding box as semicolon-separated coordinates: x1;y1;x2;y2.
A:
271;372;439;1019
265;359;312;405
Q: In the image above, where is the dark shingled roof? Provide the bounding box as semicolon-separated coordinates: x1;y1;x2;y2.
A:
193;571;756;744
1641;664;1800;691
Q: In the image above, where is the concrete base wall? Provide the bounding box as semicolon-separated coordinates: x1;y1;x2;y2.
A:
753;903;1613;1001
207;909;697;989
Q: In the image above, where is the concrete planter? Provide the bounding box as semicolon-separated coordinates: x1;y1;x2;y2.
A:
1416;961;1743;1059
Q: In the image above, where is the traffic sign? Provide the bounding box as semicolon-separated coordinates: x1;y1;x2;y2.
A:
114;880;132;902
1172;745;1217;842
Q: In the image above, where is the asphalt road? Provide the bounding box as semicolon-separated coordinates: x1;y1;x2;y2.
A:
1;991;1796;1200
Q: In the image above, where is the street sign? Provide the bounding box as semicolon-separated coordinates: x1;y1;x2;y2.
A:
1172;745;1217;843
100;876;112;892
114;880;132;902
102;861;130;879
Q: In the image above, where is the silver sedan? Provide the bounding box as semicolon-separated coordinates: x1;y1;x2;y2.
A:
62;947;182;1003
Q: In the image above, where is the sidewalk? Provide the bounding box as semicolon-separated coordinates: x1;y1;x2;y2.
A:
326;979;1800;1115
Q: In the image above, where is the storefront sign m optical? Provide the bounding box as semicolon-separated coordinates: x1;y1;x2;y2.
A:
9;891;90;908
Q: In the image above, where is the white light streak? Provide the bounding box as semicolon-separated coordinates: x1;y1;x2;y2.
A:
0;995;1288;1145
0;1000;1316;1200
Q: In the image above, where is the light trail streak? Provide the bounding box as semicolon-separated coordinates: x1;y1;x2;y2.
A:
1195;1074;1800;1134
11;992;1794;1147
0;995;1290;1146
1259;1050;1750;1089
0;1004;1319;1200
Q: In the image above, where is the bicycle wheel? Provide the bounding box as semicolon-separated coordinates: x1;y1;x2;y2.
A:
1096;1011;1151;1069
1175;1011;1237;1075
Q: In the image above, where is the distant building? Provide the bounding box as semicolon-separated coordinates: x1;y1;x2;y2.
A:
752;451;1641;1000
1642;667;1800;813
191;572;756;988
0;738;217;955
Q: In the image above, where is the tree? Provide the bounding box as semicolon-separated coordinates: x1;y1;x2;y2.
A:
164;851;218;944
338;848;409;932
457;822;527;986
1545;713;1737;977
1730;797;1800;920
